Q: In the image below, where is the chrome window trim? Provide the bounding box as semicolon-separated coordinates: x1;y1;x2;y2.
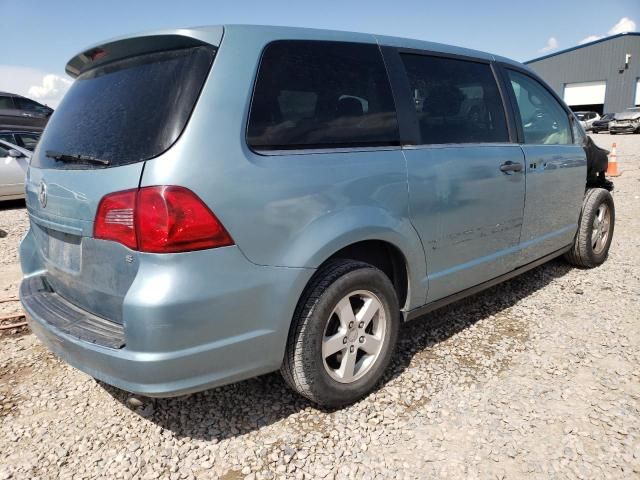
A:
252;145;403;156
402;142;516;151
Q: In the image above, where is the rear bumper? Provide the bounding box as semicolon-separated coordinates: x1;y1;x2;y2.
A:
23;296;283;397
20;237;314;397
21;275;126;349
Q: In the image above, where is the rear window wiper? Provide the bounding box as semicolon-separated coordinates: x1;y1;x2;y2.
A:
45;150;111;166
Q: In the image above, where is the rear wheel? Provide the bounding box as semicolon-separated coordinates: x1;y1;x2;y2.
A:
565;188;615;268
281;259;399;407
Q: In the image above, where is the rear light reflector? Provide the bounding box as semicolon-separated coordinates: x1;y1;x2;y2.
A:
94;186;233;253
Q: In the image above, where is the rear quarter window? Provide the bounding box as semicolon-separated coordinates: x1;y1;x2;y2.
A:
247;40;400;151
14;97;48;113
33;46;215;169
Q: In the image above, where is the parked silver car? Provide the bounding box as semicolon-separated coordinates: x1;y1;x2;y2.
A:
0;139;30;201
574;111;600;131
609;108;640;134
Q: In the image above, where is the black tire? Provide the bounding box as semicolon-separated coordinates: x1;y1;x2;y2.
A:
610;131;617;135
564;188;615;268
281;259;400;407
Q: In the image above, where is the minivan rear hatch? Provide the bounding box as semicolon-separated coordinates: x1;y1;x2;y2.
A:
25;31;219;324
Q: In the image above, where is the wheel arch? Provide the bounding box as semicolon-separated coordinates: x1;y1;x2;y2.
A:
280;206;427;311
318;240;410;311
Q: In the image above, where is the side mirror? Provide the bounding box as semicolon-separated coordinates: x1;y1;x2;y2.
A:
8;149;23;158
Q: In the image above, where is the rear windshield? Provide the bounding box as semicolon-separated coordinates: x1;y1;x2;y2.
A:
33;46;215;169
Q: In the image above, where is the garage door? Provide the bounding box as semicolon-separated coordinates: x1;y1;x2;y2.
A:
563;81;606;106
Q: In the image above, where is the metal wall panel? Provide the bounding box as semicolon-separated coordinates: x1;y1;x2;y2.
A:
526;34;640;113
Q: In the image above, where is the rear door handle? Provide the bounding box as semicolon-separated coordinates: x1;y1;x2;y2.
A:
500;161;523;174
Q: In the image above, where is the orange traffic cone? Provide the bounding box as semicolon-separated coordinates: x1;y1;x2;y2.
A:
607;142;620;177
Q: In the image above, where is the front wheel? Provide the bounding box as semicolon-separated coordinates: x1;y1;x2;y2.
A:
565;188;615;268
281;259;399;407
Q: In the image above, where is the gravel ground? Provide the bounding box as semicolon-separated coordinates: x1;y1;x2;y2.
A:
0;199;27;333
1;133;639;479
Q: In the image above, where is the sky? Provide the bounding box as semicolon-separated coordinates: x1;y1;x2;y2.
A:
1;0;638;107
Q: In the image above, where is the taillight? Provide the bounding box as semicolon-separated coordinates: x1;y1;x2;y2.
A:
94;186;233;253
136;186;233;253
94;189;137;250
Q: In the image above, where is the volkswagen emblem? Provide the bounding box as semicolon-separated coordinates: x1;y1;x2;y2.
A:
39;181;48;208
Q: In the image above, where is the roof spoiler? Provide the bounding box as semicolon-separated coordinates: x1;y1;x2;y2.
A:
65;27;224;78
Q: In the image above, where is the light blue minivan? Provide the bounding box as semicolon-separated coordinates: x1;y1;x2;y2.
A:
20;25;614;406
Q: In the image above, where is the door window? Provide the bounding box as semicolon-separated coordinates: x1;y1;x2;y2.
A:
399;54;509;144
507;70;571;145
247;41;399;150
0;96;15;109
17;133;40;150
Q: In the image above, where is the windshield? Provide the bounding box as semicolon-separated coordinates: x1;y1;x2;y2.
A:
575;113;587;120
33;46;215;169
